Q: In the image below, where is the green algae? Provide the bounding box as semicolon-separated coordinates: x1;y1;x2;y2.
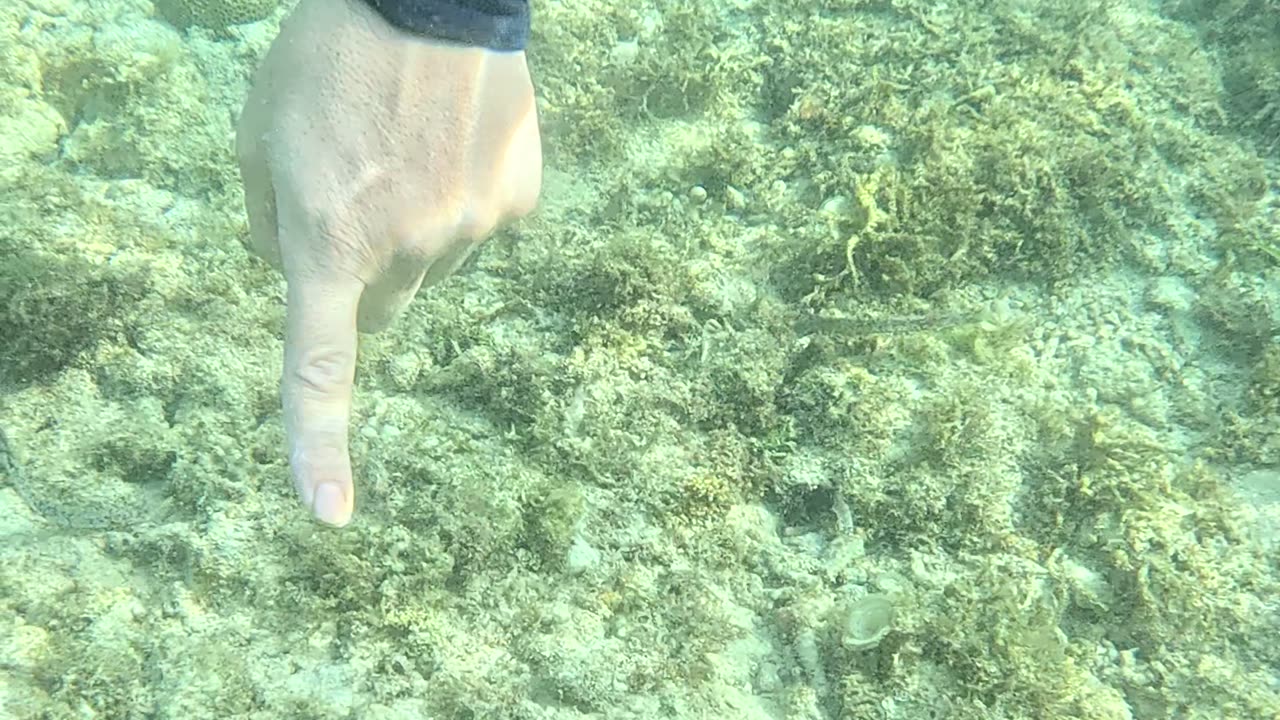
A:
0;0;1278;718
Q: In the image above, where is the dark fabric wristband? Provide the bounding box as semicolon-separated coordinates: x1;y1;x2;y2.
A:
361;0;530;51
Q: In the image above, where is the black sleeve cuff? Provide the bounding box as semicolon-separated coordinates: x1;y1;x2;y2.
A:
360;0;530;51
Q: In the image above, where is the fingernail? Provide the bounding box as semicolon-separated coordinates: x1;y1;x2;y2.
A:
312;481;351;527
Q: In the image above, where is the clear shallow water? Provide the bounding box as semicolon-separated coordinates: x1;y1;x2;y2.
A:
0;0;1277;718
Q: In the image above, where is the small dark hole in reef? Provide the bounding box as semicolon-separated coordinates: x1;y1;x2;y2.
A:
776;485;836;531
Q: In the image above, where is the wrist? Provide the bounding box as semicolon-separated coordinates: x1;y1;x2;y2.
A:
357;0;530;51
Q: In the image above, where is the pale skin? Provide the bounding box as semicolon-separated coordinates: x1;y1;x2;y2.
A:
236;0;542;526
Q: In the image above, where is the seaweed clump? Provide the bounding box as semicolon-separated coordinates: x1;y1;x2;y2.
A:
0;250;148;386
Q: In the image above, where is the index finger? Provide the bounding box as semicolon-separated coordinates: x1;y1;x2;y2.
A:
281;273;363;527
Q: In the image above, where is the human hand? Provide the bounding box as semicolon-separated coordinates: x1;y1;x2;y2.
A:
236;0;542;526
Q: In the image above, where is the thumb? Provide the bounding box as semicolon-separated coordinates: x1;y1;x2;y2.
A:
282;274;363;527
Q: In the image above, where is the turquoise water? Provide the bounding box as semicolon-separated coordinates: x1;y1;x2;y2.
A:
1;0;1278;717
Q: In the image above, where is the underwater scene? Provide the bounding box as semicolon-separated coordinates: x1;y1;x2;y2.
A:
1;0;1278;717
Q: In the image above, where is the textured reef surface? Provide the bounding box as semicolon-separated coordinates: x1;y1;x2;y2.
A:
1;0;1278;718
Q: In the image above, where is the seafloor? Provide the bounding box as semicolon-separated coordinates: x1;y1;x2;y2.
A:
1;0;1278;718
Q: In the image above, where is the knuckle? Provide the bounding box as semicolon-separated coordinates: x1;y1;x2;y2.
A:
457;211;498;243
290;348;353;398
